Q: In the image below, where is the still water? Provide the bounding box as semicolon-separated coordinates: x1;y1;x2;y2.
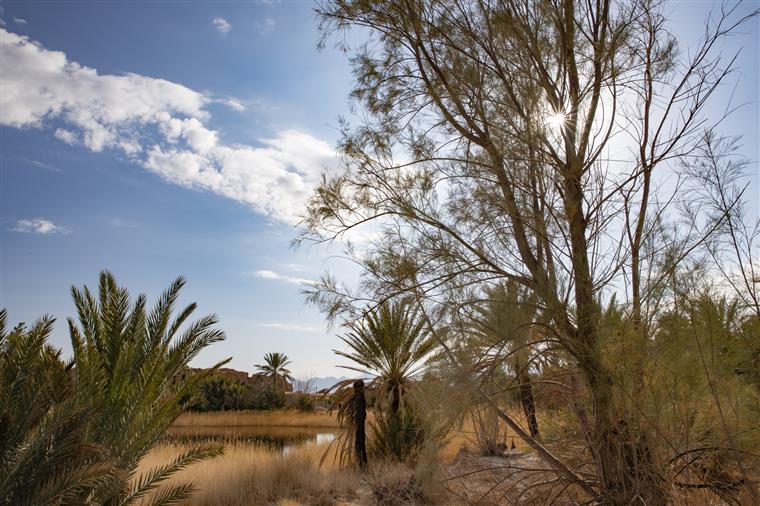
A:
164;425;337;453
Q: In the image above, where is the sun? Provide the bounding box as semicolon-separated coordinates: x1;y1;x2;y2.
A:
546;111;566;130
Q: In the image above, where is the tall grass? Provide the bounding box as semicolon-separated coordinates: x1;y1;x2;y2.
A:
173;410;340;429
136;441;357;506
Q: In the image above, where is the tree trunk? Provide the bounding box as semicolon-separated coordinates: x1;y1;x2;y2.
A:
353;380;368;469
517;369;540;440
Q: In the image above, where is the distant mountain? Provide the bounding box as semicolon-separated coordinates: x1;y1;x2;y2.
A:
294;376;349;393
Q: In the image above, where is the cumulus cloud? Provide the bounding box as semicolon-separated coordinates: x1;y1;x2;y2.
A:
0;28;335;224
212;17;231;34
12;218;69;234
252;270;316;286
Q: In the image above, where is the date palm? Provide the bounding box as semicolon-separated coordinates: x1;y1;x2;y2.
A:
332;300;437;462
255;352;294;389
471;281;541;440
0;309;117;506
69;271;228;504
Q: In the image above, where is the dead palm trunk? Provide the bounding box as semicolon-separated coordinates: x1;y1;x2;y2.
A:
353;380;368;468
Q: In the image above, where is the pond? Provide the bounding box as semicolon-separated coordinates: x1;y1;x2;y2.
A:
164;424;338;453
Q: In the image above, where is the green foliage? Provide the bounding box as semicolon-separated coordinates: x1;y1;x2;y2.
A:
1;271;229;505
67;271;228;503
248;383;286;410
369;408;425;463
332;300;437;463
0;310;118;506
187;376;285;411
295;393;315;412
189;377;246;411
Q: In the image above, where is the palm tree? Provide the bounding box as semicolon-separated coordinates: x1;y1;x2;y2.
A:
69;271;228;504
0;309;118;506
471;281;541;439
332;300;437;461
255;352;294;390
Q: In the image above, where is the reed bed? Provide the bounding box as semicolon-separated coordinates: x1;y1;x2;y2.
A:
172;410;341;429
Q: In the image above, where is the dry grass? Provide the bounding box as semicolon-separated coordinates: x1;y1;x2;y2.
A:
136;441;359;506
173;410;341;429
438;408;534;463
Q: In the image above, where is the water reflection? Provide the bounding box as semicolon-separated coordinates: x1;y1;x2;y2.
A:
165;425;336;453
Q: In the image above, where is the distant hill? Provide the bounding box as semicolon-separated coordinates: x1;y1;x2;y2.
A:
294;376;349;393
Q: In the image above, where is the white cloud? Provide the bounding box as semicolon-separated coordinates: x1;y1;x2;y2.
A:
12;218;69;234
107;218;139;228
13;17;27;25
212;17;231;34
255;322;322;332
257;17;276;35
252;269;316;286
0;28;336;224
217;97;245;112
54;128;77;145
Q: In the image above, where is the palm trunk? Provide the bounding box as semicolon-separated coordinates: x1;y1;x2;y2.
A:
517;369;540;440
353;380;368;468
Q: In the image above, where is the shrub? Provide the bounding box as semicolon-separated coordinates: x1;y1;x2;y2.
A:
296;394;315;412
366;463;430;505
249;384;286;410
188;377;250;411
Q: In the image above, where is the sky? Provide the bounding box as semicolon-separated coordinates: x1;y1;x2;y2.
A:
0;1;758;378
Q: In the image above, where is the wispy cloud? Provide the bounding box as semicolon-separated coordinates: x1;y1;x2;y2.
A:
0;28;336;224
216;97;245;112
107;218;139;228
12;17;27;25
255;322;322;332
212;17;231;34
252;270;316;286
12;218;69;235
21;158;61;172
257;17;276;35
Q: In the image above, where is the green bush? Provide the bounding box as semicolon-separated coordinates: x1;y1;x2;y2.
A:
296;393;315;412
248;384;286;410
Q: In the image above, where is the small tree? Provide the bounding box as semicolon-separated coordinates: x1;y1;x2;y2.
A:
332;300;437;462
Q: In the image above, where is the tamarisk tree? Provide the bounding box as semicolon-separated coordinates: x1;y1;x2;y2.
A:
302;1;758;503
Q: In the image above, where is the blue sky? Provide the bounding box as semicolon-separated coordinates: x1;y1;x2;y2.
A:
0;1;758;377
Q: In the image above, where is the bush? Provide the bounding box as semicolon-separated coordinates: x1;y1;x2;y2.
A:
366;464;430;505
188;377;249;411
296;394;315;412
249;384;286;410
369;408;426;463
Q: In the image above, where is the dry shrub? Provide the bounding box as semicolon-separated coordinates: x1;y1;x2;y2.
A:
365;464;432;505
